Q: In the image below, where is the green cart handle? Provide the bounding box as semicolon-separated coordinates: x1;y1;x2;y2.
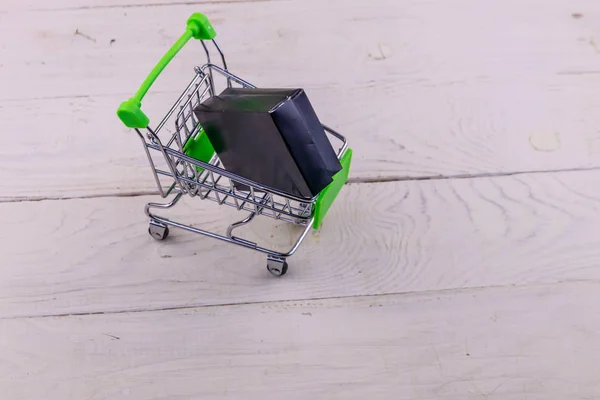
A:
117;13;216;129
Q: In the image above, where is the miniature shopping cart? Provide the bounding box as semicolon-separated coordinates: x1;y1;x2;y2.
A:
117;13;352;276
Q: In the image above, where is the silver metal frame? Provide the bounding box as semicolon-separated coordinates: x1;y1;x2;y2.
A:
136;39;348;275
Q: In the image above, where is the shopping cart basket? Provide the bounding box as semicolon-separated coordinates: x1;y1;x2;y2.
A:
117;13;353;276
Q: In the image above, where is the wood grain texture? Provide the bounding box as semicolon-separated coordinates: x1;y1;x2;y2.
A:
2;281;599;399
3;169;600;318
5;79;600;200
4;2;599;396
3;0;600;198
4;0;600;99
0;0;281;13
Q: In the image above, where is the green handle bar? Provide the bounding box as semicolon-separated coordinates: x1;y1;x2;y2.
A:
117;13;216;129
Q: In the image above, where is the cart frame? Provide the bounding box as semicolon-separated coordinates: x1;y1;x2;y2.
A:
117;13;352;276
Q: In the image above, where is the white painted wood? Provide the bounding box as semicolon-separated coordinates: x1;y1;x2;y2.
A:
2;170;600;318
2;2;598;396
3;0;600;198
0;0;277;13
1;282;599;399
4;0;600;99
6;76;600;200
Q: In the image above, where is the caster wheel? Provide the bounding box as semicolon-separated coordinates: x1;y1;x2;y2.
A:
149;222;169;241
267;256;288;277
267;262;288;277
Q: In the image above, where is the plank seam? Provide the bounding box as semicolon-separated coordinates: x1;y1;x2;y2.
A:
0;190;160;204
2;279;597;320
3;166;600;204
347;166;600;184
15;0;285;13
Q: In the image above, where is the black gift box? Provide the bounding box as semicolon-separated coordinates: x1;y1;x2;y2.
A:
193;88;342;199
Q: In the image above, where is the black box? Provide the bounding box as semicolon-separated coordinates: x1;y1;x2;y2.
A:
193;88;342;199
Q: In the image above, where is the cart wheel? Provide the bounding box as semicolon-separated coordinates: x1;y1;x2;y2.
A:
267;256;288;277
267;262;288;277
148;221;169;241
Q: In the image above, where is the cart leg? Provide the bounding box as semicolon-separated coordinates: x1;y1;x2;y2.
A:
267;255;288;277
145;192;184;240
149;219;169;241
294;202;311;224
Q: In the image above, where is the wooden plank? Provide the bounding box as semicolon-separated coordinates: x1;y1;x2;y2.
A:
0;0;279;13
3;0;600;198
6;75;600;200
3;0;600;100
0;0;412;99
1;282;599;399
2;169;600;318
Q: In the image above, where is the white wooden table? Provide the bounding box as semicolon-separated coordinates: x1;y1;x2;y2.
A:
2;0;600;398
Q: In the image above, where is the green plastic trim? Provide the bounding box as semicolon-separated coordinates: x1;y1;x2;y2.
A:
313;148;353;230
183;127;215;171
117;12;216;128
134;30;194;104
116;98;149;129
186;12;217;40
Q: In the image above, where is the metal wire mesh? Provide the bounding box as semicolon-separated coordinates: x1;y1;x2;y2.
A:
139;63;346;225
